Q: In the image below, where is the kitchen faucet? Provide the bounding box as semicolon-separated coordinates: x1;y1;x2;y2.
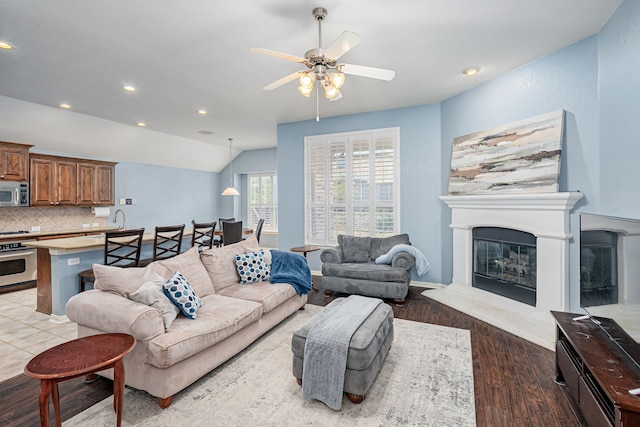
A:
113;209;126;229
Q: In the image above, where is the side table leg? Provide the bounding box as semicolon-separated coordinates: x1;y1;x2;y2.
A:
52;382;61;427
113;360;126;427
38;379;51;427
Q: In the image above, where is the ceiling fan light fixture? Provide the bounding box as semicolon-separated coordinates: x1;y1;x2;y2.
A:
298;85;313;97
329;72;346;89
299;72;316;89
323;82;339;99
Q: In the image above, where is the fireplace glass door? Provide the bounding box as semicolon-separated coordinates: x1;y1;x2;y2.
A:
580;230;618;307
473;227;537;306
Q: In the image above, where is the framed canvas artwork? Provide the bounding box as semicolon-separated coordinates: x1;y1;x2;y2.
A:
448;110;564;195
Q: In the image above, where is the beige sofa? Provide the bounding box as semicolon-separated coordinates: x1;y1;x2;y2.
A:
66;236;307;408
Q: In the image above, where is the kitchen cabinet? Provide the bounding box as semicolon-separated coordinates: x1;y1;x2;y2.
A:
30;154;116;207
30;154;77;206
77;160;116;206
0;141;32;182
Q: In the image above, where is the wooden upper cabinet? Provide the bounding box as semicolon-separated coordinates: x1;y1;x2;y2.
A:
29;154;76;206
77;160;116;206
30;153;117;207
0;141;32;182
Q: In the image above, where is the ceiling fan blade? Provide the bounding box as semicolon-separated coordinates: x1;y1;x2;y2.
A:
263;71;304;90
249;47;306;64
324;31;362;61
340;63;396;81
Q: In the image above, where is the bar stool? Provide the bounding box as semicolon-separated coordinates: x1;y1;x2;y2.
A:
140;224;185;266
191;220;216;251
78;228;145;292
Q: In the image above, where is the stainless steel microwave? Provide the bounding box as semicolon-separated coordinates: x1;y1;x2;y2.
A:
0;181;29;207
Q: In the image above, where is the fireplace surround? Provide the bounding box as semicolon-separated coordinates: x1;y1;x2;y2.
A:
429;192;583;349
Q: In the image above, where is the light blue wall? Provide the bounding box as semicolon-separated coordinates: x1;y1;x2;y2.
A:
273;0;640;313
277;105;442;280
598;0;640;215
115;161;218;230
218;147;278;222
440;36;600;310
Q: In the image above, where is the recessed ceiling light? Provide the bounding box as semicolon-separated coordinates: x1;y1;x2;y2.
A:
197;109;207;115
59;103;72;109
137;122;146;127
0;41;14;50
123;85;137;92
462;67;481;76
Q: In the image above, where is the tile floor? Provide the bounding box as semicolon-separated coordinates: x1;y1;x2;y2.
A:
0;288;77;382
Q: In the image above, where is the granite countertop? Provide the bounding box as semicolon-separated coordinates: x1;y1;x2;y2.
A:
23;231;157;250
22;228;195;251
0;226;121;241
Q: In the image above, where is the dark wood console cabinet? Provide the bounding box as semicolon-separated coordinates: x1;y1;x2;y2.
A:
552;311;640;427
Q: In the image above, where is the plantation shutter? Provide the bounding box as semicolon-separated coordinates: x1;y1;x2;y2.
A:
304;127;399;246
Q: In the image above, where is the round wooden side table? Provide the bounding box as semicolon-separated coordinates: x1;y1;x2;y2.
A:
290;245;320;258
290;245;321;291
24;333;136;427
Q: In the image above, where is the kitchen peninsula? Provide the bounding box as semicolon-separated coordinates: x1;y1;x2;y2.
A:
23;231;158;318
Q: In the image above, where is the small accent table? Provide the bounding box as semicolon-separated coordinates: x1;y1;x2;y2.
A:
290;245;320;258
24;333;136;427
291;245;321;291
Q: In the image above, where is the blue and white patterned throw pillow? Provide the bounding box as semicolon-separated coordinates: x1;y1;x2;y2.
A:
235;249;270;284
163;271;202;319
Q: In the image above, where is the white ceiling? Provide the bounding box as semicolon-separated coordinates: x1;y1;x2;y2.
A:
0;0;621;172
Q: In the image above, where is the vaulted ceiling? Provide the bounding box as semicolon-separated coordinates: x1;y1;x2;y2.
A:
0;1;622;171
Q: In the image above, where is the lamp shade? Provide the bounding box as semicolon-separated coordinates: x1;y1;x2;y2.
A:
222;186;240;196
221;137;240;196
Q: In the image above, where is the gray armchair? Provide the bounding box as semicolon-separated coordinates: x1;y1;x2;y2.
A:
321;234;416;304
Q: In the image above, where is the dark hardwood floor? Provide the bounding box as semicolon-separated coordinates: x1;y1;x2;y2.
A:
0;280;585;426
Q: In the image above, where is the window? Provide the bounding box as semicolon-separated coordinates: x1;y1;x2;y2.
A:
305;128;400;246
247;172;278;231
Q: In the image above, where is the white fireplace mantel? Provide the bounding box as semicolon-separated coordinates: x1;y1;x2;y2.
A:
429;192;583;349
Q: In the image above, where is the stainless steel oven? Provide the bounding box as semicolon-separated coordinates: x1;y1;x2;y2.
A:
0;231;37;293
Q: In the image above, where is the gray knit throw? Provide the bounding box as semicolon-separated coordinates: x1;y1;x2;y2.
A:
302;295;382;410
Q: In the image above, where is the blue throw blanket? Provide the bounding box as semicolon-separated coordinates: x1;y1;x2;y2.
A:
375;244;431;276
269;249;312;296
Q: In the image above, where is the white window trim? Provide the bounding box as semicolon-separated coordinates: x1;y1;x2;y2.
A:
247;171;278;232
304;127;400;246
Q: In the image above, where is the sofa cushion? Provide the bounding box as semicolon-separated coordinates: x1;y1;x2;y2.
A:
235;249;270;284
147;294;263;369
217;282;297;314
200;236;260;291
93;246;216;299
322;262;410;283
340;235;371;263
369;233;411;260
93;264;157;298
152;246;216;297
162;271;203;319
129;273;180;330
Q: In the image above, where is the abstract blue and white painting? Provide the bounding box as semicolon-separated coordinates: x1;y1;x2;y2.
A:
448;110;564;195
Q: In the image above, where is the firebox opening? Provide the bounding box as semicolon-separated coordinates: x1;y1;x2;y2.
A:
473;227;537;306
580;230;618;307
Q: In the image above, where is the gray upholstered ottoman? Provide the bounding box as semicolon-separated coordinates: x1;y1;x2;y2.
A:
291;298;394;403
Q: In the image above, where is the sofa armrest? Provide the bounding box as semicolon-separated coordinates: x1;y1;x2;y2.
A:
66;290;165;341
321;247;343;264
392;252;416;271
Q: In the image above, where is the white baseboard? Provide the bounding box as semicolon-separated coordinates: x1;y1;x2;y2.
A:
49;314;70;324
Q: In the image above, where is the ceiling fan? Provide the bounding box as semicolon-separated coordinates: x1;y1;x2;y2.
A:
250;7;395;103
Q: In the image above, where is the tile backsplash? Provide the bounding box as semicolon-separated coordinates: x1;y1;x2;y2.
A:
0;207;110;232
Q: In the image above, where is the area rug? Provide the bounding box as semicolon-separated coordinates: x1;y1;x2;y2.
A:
67;305;475;426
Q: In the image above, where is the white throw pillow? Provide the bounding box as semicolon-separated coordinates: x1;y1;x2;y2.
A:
129;273;180;329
